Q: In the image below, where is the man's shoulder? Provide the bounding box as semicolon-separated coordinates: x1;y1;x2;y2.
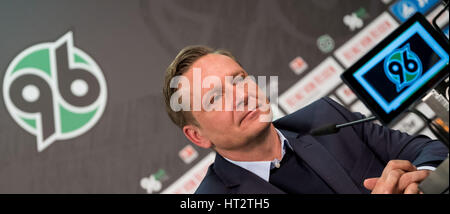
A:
194;164;229;194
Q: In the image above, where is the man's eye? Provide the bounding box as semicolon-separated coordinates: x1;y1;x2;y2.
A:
233;75;245;85
210;94;221;104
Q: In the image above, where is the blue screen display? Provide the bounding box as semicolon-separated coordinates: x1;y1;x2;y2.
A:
444;25;449;39
353;21;449;113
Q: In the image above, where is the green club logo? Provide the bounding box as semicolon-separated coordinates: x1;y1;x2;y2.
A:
2;32;107;152
384;43;422;92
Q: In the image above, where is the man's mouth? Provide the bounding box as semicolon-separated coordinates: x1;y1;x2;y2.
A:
239;104;261;125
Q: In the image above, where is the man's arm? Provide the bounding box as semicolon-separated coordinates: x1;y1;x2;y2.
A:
323;97;448;168
323;97;447;193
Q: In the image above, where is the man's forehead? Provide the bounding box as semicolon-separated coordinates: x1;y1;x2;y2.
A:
186;54;243;77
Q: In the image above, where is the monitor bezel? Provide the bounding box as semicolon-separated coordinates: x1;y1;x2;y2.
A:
341;13;449;125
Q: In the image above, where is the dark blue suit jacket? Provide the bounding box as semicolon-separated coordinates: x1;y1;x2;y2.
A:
195;97;448;194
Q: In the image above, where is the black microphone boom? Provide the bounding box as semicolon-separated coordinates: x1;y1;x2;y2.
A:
310;116;377;136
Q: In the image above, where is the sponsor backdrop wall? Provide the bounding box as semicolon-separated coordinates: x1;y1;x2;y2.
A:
0;0;447;193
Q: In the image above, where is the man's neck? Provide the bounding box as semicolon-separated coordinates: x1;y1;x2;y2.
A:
218;124;282;162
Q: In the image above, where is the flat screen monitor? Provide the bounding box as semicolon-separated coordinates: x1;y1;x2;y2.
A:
341;13;449;125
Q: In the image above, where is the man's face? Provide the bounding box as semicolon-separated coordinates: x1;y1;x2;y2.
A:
182;54;272;151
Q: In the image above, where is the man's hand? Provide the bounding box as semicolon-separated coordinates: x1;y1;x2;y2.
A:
363;160;431;194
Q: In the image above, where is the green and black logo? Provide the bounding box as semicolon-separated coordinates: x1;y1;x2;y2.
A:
3;32;107;152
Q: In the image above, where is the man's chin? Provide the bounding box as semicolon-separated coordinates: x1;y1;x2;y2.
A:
241;120;272;146
242;114;271;134
258;108;272;123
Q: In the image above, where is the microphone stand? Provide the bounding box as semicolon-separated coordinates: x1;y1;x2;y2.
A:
335;115;377;129
310;115;377;136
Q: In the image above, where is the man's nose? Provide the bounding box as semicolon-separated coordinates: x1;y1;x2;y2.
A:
235;95;249;110
234;84;249;111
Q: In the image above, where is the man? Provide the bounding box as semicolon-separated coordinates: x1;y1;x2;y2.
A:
163;45;448;194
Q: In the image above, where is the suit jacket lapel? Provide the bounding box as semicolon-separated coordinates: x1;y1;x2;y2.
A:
213;153;285;194
212;129;361;194
281;130;361;194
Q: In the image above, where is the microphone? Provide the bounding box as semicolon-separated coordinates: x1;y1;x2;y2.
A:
310;115;377;136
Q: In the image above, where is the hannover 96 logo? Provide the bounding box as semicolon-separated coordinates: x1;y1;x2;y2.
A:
2;32;107;152
384;43;422;92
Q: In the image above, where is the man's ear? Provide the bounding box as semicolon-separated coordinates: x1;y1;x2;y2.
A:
182;125;212;149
